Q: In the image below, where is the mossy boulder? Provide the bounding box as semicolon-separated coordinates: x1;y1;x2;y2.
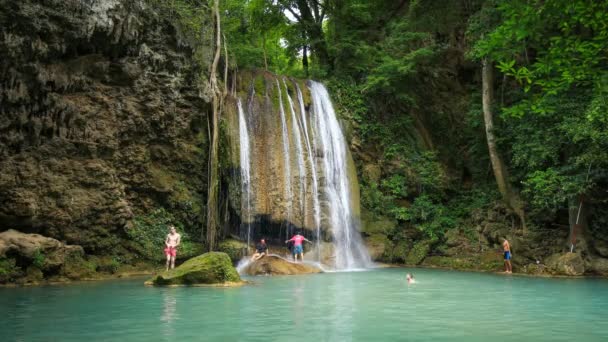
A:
148;252;241;286
241;255;322;276
546;252;585;276
218;239;248;262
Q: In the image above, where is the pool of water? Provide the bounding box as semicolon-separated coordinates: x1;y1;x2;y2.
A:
1;268;607;341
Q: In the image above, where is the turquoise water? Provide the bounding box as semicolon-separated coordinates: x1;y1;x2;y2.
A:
1;268;608;341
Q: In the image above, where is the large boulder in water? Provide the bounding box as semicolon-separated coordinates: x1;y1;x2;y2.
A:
546;252;585;276
147;252;242;286
242;255;322;276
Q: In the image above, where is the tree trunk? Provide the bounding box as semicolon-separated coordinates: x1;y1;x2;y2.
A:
482;58;527;232
205;0;223;251
302;45;309;77
262;33;268;71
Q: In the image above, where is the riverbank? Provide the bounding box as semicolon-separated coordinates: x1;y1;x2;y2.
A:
0;262;157;287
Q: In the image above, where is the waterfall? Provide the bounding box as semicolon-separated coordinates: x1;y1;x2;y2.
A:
231;75;371;270
295;83;322;262
276;80;292;239
309;81;372;270
237;99;252;248
283;79;306;229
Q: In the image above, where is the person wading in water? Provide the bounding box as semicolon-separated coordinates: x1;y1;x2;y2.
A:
164;225;181;271
503;238;512;274
285;232;311;262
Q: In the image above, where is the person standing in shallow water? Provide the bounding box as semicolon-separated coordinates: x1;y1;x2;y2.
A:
503;238;512;274
285;232;311;262
164;225;181;271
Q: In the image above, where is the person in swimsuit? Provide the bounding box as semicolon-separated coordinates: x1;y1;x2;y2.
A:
285;232;311;262
164;225;181;271
406;273;415;284
251;239;269;262
503;238;512;274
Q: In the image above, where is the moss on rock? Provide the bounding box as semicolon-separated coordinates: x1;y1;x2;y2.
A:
405;239;433;265
546;252;585;276
148;252;241;286
218;239;247;262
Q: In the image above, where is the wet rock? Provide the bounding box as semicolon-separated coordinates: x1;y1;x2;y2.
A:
546;252;585;276
148;252;241;286
241;255;322;276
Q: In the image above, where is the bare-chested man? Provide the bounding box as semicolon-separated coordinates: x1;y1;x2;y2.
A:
164;225;181;271
503;238;512;274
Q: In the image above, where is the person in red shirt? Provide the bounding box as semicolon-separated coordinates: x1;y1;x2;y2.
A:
285;232;311;262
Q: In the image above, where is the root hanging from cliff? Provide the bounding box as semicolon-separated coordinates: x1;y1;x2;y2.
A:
205;0;225;251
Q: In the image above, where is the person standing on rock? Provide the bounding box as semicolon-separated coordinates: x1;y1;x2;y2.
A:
503;238;512;274
251;239;268;262
285;232;311;262
164;225;181;271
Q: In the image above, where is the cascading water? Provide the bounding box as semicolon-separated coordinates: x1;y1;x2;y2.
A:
283;78;306;229
232;75;371;271
237;99;252;248
276;80;292;239
295;83;322;261
309;81;372;270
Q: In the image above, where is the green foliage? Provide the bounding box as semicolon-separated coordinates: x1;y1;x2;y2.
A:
127;208;201;261
31;249;46;269
0;258;21;283
381;175;408;198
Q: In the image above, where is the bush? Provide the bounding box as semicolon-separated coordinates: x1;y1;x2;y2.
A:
32;249;46;269
0;258;21;283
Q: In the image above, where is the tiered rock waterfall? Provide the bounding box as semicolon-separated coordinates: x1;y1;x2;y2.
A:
226;74;371;270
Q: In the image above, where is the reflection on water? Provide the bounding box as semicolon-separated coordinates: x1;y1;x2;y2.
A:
1;269;608;341
161;289;177;338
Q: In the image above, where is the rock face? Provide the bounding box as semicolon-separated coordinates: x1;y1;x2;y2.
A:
546;252;585;276
0;229;89;283
241;255;322;276
148;252;241;286
0;0;211;256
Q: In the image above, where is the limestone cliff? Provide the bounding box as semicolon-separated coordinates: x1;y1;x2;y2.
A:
0;0;211;273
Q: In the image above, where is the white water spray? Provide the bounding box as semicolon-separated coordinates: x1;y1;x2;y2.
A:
237;99;252;249
309;81;372;270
